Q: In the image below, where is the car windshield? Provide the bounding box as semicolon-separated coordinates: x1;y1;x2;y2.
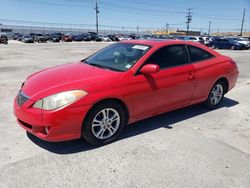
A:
84;43;151;72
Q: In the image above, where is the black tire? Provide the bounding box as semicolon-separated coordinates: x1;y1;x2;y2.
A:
204;80;225;109
231;45;236;50
82;101;127;146
211;45;216;49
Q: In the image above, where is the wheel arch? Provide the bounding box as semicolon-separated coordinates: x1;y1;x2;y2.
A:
216;77;229;93
82;98;130;127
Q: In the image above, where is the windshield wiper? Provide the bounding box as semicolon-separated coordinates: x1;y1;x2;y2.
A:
86;62;124;72
88;63;110;70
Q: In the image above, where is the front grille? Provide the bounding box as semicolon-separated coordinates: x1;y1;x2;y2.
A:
17;91;29;106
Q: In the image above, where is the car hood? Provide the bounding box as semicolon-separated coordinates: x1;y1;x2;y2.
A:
21;62;122;100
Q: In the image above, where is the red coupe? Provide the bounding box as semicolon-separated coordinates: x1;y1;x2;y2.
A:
13;40;239;145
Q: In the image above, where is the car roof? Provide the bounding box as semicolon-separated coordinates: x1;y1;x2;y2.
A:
122;39;180;46
122;39;200;47
121;39;220;56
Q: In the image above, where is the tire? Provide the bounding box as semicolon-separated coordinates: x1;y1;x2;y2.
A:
231;46;236;50
204;80;225;109
211;45;216;49
82;101;127;146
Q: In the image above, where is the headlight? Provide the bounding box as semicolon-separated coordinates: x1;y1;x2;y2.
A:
33;90;88;110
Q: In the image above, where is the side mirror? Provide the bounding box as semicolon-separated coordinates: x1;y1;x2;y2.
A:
140;64;159;74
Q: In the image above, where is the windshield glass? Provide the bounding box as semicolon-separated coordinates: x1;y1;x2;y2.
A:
85;43;151;72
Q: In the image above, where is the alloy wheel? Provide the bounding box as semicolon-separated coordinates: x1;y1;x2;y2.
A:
91;108;120;140
210;84;224;105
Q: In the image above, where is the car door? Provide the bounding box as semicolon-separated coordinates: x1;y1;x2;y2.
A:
130;45;196;120
187;45;217;102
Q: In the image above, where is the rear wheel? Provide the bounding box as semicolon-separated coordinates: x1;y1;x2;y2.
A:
82;102;127;146
231;45;236;50
204;81;225;109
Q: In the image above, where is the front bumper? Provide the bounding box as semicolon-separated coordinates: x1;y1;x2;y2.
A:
13;95;92;142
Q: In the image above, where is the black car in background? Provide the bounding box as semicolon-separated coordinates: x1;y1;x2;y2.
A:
107;35;119;41
209;38;247;50
0;33;8;44
82;33;92;41
88;32;102;41
13;33;22;41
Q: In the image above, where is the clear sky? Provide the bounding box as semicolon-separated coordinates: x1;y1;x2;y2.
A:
0;0;249;32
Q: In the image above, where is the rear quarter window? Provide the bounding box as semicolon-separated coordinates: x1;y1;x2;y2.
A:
188;45;214;63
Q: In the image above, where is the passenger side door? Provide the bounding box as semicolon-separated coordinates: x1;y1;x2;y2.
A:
131;45;196;119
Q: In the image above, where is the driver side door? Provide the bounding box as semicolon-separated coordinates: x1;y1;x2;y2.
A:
130;45;196;120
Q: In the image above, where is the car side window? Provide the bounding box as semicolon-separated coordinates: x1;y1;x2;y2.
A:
188;46;214;63
144;45;188;69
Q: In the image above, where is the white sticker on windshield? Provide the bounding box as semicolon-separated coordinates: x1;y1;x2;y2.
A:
125;64;132;69
132;45;149;51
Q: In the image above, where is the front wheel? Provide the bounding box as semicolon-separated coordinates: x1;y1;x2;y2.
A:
82;102;127;146
204;81;225;109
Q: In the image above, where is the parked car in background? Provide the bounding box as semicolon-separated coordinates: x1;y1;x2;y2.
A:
13;33;22;41
88;32;102;41
243;37;250;41
82;33;92;41
14;40;239;146
34;34;46;43
185;36;205;44
99;34;111;42
117;35;126;41
52;33;63;40
108;35;119;41
29;33;37;40
71;34;84;42
45;34;60;42
0;33;8;44
229;37;250;49
21;35;34;43
155;35;177;40
209;38;246;50
201;36;211;46
175;36;186;40
61;34;72;42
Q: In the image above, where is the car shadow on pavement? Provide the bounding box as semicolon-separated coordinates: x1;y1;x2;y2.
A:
27;97;238;154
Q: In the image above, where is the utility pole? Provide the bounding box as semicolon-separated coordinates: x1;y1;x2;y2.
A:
240;8;246;36
95;0;99;34
165;23;169;35
208;21;212;36
186;8;193;35
136;26;139;35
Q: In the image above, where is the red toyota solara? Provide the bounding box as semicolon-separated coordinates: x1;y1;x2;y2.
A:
13;40;239;145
